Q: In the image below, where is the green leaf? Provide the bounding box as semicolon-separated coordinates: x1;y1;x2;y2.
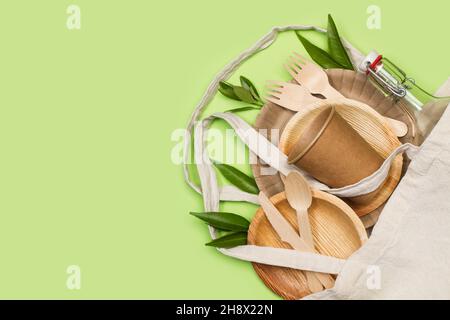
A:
296;32;342;69
240;76;261;100
233;86;258;104
218;78;263;106
213;162;259;194
205;232;248;248
218;81;240;101
190;212;250;232
224;106;261;113
327;14;354;70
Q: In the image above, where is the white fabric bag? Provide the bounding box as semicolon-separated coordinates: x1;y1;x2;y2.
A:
184;25;450;299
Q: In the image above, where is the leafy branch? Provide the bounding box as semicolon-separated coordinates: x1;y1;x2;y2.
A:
190;211;250;248
218;76;264;108
296;14;354;70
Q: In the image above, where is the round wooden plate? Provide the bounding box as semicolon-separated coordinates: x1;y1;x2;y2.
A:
248;191;368;300
251;69;419;228
279;98;403;217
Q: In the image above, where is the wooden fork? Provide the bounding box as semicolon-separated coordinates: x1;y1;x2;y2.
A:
266;81;322;111
285;52;344;99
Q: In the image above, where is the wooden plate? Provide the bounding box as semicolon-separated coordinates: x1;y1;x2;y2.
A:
279;98;403;217
251;69;419;227
248;191;368;300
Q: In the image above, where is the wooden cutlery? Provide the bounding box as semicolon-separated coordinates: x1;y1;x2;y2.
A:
282;52;408;137
285;52;344;99
266;81;320;111
258;192;335;291
285;172;314;249
267;80;407;138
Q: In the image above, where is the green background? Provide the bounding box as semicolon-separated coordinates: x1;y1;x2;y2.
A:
0;0;448;299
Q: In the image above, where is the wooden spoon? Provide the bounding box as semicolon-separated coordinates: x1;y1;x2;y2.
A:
285;172;314;247
285;172;335;290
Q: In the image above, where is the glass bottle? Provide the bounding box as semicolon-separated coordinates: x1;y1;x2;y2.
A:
359;50;450;140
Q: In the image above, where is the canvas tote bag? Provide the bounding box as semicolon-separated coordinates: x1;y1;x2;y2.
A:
183;25;450;299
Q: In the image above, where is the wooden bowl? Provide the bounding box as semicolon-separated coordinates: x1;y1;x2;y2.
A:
279;98;403;217
248;191;367;300
251;69;419;228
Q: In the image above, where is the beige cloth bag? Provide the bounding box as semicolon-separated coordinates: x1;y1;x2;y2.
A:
184;25;450;299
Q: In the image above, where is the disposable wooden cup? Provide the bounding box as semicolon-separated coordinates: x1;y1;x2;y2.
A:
287;106;385;204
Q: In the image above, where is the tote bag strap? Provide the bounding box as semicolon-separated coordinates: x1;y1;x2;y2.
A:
194;112;418;274
184;25;419;274
196;112;420;199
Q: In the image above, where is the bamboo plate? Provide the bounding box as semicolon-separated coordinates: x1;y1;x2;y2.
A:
279;98;402;217
251;69;419;227
248;191;368;300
